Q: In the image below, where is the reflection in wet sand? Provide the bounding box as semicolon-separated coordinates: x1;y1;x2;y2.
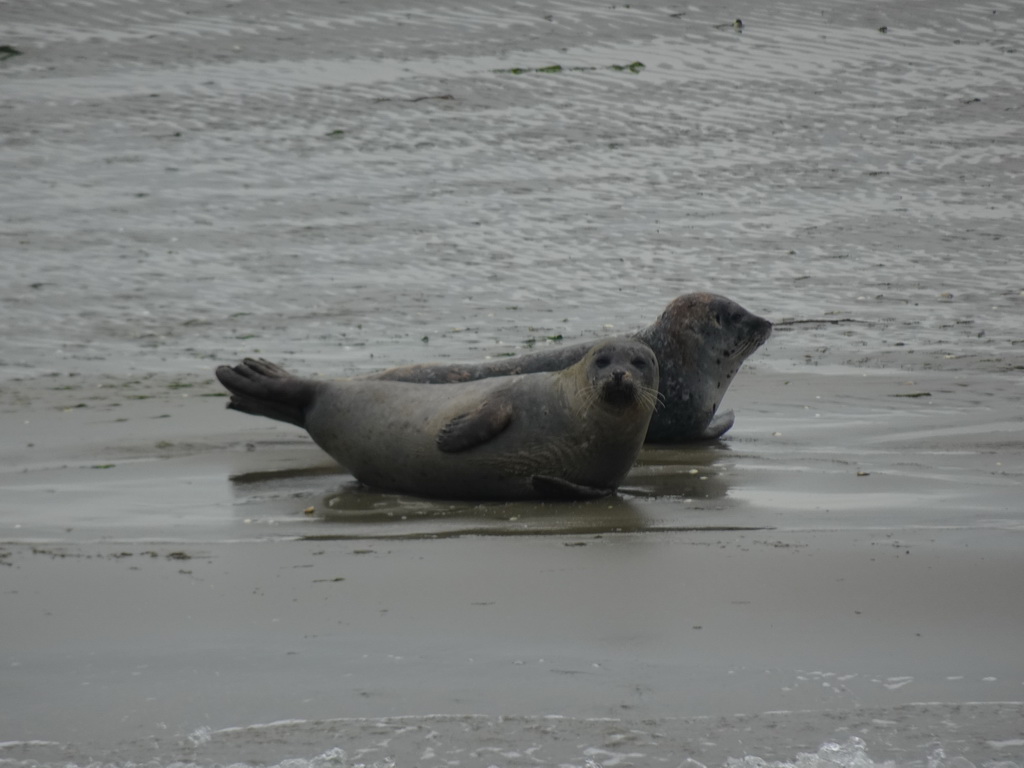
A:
221;442;757;539
229;464;341;486
627;443;733;501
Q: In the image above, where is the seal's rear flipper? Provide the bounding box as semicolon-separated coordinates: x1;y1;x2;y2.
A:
215;358;315;428
436;399;515;453
701;409;735;440
531;475;612;500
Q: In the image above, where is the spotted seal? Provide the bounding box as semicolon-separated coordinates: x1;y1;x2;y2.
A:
216;337;659;500
371;293;771;442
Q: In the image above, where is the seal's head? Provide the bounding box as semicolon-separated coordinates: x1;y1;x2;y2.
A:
654;293;772;355
576;337;660;414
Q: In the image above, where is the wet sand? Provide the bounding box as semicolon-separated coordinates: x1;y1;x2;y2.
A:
3;531;1024;763
2;0;1024;764
2;364;1022;764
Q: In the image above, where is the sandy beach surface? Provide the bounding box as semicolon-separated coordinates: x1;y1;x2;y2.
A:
2;0;1023;766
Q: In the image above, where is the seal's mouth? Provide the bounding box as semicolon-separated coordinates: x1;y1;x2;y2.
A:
599;370;639;406
752;317;773;345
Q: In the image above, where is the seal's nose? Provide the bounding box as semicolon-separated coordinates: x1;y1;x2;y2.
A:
612;369;626;384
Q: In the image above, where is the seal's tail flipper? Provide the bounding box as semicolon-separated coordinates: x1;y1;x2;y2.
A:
215;358;315;428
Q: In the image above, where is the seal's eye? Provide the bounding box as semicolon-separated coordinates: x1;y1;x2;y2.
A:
595;356;611;368
731;312;743;323
631;357;647;369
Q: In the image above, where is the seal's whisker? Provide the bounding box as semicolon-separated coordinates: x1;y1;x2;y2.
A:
629;384;660;414
575;385;600;418
735;340;756;358
650;387;667;412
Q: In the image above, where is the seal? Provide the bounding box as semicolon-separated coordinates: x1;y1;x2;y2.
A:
370;292;772;443
215;337;659;501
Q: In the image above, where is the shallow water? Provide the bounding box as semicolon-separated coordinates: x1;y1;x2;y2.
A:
3;708;1023;768
3;0;1023;381
2;0;1023;765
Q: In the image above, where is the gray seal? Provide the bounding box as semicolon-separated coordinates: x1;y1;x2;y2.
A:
370;292;772;442
216;337;659;501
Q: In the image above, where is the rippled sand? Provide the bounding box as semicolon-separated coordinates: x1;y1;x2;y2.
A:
1;0;1023;765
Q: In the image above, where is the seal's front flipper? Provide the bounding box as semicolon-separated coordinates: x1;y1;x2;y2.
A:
436;399;515;453
701;409;735;440
531;475;612;500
